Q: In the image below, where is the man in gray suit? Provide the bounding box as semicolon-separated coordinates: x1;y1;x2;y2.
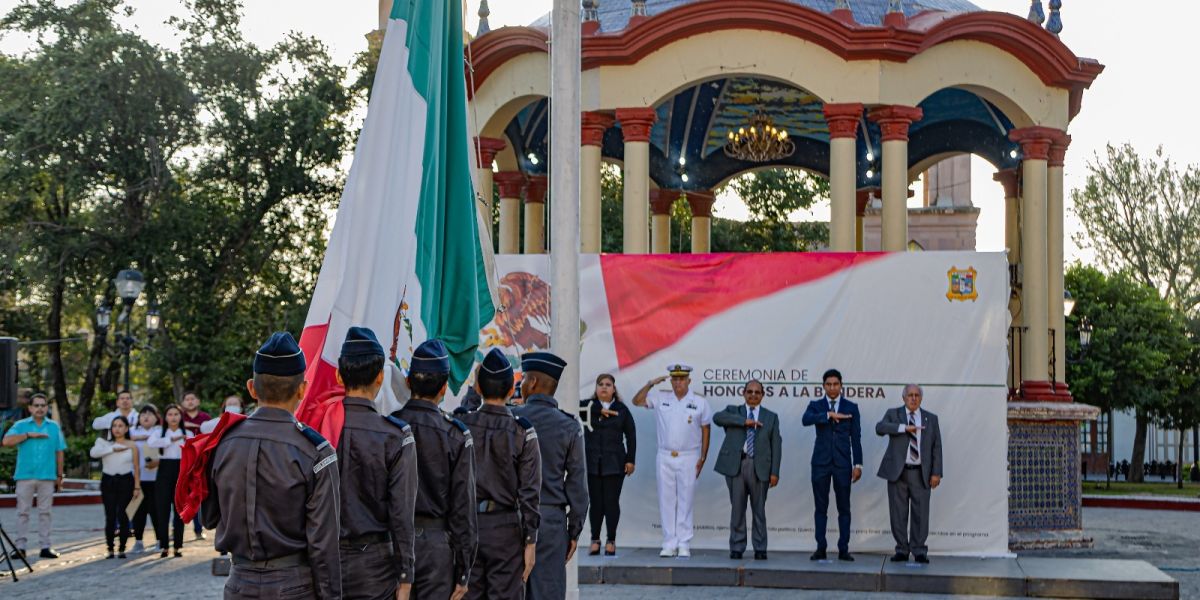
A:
875;384;942;564
713;380;781;560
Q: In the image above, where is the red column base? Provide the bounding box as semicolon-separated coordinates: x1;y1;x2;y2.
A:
1049;381;1073;402
1020;380;1061;402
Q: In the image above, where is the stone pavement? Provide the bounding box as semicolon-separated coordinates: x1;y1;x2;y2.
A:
0;506;1195;599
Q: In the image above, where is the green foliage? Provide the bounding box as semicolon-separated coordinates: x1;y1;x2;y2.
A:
1072;144;1200;313
0;0;357;432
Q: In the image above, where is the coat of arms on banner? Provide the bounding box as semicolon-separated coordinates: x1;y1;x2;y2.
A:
946;266;978;302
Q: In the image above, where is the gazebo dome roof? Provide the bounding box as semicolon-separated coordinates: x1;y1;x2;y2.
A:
532;0;983;32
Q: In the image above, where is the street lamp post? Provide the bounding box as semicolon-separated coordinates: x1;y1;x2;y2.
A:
113;269;145;392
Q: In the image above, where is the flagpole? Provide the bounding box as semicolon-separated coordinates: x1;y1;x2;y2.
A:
549;0;582;597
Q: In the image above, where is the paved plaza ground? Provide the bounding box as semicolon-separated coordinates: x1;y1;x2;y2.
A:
0;506;1196;599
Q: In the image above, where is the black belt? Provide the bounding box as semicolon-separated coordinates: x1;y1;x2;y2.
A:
477;500;515;514
340;532;389;548
415;515;447;530
231;551;308;568
904;464;922;470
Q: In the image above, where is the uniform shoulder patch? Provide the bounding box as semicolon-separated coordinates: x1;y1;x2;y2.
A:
451;406;471;416
446;416;473;447
515;416;538;442
384;415;411;432
295;421;331;451
557;408;577;421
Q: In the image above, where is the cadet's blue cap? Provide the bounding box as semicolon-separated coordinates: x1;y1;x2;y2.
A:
341;326;384;359
477;348;513;386
253;332;306;376
520;351;567;381
410;339;451;375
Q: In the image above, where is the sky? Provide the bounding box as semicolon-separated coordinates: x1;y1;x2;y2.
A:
1;0;1195;263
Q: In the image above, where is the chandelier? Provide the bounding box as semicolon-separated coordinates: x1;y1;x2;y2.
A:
723;111;795;163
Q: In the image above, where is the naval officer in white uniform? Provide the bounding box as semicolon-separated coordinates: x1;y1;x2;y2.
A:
632;364;712;558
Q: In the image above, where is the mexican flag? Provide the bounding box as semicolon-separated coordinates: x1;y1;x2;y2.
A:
296;0;495;428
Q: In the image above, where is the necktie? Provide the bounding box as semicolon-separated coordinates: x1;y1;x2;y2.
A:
908;412;920;463
745;408;756;458
829;399;835;413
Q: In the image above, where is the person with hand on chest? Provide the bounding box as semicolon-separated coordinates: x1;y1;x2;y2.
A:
875;384;943;564
801;368;863;562
632;364;712;559
712;379;781;561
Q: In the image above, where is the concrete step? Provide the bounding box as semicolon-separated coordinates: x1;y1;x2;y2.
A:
578;548;1179;599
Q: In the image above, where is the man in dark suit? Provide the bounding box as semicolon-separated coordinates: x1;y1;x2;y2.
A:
875;384;943;564
713;380;781;560
801;368;863;561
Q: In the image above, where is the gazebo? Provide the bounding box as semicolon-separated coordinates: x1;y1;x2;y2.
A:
446;0;1103;548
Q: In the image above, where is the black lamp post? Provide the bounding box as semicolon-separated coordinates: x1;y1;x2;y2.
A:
113;269;145;392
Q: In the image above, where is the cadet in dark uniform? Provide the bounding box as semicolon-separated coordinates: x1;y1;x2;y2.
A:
391;339;477;600
203;332;342;600
458;349;541;600
332;327;417;600
512;352;588;600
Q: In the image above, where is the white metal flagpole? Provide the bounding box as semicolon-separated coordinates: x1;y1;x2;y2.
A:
549;0;582;597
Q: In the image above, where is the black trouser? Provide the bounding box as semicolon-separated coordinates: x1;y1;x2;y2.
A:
467;511;524;600
132;479;158;542
101;473;134;551
226;564;316;600
340;542;397;600
587;473;624;542
412;525;453;599
155;458;184;550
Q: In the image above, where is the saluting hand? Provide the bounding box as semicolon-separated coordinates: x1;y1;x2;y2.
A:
600;409;619;418
744;419;761;428
649;376;668;386
905;424;924;434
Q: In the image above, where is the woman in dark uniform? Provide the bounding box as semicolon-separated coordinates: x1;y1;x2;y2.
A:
581;373;636;556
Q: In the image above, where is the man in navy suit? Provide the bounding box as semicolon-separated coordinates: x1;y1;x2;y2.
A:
801;369;863;561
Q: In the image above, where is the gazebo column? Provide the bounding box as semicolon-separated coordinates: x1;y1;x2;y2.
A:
495;171;525;254
473;137;507;224
616;108;657;253
581;112;614;253
687;191;715;253
824;103;862;251
523;175;548;255
995;168;1022;396
650;189;676;254
855;188;878;252
1049;133;1071;395
868;106;923;251
1010;127;1056;400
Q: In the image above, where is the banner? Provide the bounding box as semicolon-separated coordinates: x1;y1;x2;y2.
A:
479;252;1010;556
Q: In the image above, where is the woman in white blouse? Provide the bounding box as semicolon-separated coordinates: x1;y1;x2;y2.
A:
89;416;142;558
148;404;192;558
129;405;162;553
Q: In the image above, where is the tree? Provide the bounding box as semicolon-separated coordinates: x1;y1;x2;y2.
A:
1066;265;1192;483
0;0;356;432
1073;144;1200;313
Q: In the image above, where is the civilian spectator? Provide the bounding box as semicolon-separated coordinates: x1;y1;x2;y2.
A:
130;405;162;553
1;393;65;559
90;416;141;558
199;395;245;434
581;373;636;556
148;403;192;557
92;390;136;431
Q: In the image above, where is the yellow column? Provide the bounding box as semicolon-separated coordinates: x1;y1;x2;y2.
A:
1010;127;1055;400
473;137;506;231
995;169;1022;395
616;108;657;254
687;191;715;253
523;175;548;254
1049;133;1071;393
650;190;675;254
581;112;613;253
494;172;524;254
869;106;922;252
824;103;862;251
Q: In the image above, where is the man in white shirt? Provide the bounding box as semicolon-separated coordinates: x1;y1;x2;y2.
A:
875;384;942;564
92;390;136;431
632;364;712;558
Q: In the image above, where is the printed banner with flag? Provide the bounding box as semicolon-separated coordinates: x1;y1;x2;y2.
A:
296;0;495;431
